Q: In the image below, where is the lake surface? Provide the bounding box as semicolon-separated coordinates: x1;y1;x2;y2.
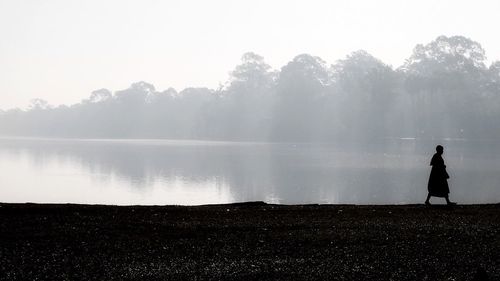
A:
1;138;499;205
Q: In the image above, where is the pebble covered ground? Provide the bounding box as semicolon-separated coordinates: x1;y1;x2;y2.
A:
0;202;498;280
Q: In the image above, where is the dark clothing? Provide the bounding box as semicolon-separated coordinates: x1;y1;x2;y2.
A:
427;153;450;197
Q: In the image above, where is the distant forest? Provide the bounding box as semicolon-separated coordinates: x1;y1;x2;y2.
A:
2;35;500;141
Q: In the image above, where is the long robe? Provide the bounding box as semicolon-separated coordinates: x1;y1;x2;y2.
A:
427;153;450;197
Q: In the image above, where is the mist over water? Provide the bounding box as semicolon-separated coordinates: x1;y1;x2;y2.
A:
1;138;499;205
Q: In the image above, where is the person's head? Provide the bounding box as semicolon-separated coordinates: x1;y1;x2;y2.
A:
436;145;444;155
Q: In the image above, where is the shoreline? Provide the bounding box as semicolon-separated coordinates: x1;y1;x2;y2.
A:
1;202;499;280
3;201;500;207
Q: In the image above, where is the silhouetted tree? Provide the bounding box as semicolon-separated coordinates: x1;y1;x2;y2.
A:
213;52;276;140
402;35;489;138
272;54;331;141
332;50;400;140
1;35;499;141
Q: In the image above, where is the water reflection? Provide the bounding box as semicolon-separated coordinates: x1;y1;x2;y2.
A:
0;138;499;205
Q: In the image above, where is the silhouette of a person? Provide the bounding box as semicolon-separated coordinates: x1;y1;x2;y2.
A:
425;145;456;205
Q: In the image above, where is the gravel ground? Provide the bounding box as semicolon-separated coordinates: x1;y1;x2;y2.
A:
0;202;498;280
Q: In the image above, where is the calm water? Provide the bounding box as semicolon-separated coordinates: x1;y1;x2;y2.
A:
1;138;499;205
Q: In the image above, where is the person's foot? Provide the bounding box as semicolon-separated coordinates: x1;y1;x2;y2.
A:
425;201;431;206
447;201;457;206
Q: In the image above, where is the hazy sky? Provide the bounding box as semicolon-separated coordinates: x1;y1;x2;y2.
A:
1;0;500;110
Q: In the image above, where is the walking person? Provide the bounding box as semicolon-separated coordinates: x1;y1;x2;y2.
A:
425;145;456;205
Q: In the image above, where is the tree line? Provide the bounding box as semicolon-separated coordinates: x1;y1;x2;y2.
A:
1;35;500;142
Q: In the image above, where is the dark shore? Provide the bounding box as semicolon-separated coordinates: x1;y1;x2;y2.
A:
0;203;498;280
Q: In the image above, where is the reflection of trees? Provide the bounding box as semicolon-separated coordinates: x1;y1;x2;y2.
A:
2;35;500;141
3;139;500;204
0;139;276;192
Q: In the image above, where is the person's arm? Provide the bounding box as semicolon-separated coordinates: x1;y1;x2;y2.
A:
430;154;437;166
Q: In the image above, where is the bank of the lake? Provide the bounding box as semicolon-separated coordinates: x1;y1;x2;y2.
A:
0;202;498;280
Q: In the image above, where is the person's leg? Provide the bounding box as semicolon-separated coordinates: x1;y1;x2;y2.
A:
445;196;456;205
425;193;431;205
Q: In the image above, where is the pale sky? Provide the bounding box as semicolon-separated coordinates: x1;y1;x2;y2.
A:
1;0;499;110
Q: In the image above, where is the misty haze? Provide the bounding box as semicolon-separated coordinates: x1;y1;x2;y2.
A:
3;1;500;279
2;35;500;205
